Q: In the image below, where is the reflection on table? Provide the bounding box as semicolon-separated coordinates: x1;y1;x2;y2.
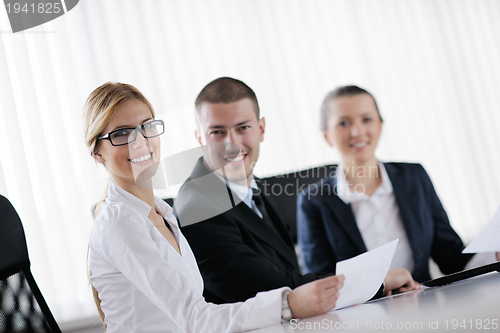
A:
251;272;500;332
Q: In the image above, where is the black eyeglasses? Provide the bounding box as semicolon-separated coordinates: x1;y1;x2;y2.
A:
98;120;165;146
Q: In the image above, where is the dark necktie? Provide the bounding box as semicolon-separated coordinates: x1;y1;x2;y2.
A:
252;188;279;233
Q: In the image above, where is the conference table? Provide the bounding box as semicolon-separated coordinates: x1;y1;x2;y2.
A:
251;272;500;332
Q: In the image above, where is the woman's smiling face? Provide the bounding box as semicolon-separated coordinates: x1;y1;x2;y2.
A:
323;93;382;166
94;98;161;188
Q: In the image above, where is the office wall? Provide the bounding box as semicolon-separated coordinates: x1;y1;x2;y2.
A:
1;0;499;324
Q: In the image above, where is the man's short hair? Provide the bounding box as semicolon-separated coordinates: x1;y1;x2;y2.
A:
195;77;260;118
320;85;383;131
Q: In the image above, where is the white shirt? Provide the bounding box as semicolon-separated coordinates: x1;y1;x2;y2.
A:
214;173;263;218
89;181;288;333
336;162;415;273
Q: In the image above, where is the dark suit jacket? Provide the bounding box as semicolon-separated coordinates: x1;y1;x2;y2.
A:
297;162;473;283
175;157;317;304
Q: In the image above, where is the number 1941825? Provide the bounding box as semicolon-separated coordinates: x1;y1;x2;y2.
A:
445;319;498;330
6;3;62;14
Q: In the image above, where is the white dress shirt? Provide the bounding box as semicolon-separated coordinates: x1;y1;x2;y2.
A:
89;181;288;333
336;162;415;273
213;173;262;217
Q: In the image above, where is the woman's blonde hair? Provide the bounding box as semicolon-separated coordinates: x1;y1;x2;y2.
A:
83;82;154;327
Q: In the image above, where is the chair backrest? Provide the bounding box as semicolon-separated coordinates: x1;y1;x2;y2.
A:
0;195;62;333
258;164;337;243
0;196;29;277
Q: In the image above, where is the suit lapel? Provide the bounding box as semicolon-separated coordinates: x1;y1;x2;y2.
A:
385;164;417;258
189;157;242;208
324;176;367;253
226;201;299;269
263;193;295;249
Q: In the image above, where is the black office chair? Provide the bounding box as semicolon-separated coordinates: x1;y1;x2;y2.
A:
0;195;62;333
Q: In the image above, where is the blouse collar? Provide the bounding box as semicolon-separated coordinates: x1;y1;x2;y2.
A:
106;180;178;229
336;161;393;204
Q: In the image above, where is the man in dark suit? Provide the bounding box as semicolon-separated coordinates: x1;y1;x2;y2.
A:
175;77;417;304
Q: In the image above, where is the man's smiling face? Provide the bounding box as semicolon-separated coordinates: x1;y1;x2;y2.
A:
196;98;265;186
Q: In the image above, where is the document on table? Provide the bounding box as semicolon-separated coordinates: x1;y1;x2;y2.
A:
463;205;500;253
332;239;398;311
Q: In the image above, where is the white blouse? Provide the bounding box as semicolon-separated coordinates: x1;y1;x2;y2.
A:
89;181;288;333
336;162;415;273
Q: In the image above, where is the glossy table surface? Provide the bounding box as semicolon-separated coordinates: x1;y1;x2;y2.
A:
252;272;500;332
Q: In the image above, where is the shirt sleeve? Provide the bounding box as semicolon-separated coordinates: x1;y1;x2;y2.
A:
93;207;286;333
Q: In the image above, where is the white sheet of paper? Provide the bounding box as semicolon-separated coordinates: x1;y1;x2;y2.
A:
463;205;500;253
332;239;398;310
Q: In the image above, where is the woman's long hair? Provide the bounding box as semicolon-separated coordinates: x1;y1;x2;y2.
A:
82;82;155;327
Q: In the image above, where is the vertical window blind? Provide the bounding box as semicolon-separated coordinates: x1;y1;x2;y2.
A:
1;0;499;325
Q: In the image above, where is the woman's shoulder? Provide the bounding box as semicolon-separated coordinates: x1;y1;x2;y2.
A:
90;199;150;255
383;162;435;189
384;161;423;168
383;162;427;174
94;200;124;227
90;202;121;247
92;200;145;239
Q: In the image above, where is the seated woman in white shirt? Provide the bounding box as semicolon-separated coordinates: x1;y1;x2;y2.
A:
297;85;500;282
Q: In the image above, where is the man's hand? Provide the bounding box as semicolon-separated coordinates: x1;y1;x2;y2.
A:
384;268;422;296
288;275;344;319
496;252;500;261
